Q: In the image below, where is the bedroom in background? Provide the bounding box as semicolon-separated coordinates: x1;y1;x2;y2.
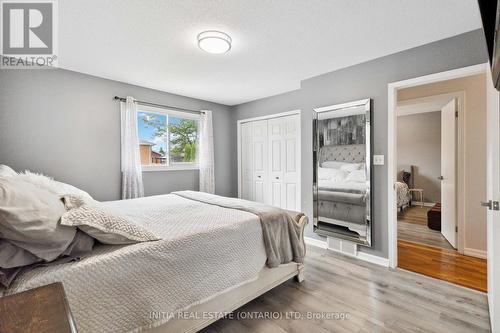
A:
391;64;489;292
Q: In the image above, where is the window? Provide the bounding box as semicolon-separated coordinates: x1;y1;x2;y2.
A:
137;105;200;171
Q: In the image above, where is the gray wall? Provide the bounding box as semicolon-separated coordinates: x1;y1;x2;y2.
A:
232;29;488;258
397;112;441;203
0;69;235;201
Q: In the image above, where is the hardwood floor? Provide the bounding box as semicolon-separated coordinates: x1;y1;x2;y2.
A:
398;240;487;292
398;206;453;249
202;245;490;333
397;206;488;292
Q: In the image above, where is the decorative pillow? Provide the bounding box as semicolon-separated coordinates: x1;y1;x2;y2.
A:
318;167;347;182
346;169;367;183
0;178;76;261
340;163;363;173
0;165;17;178
61;195;159;244
16;171;93;200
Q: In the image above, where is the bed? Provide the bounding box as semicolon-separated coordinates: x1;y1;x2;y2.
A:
316;144;370;238
396;166;414;211
3;191;307;333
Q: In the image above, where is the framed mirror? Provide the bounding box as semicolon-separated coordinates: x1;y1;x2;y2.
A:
313;99;372;246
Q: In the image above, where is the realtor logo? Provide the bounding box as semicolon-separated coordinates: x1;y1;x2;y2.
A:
1;0;58;68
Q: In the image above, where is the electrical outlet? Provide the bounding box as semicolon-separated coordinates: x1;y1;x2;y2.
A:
373;155;384;165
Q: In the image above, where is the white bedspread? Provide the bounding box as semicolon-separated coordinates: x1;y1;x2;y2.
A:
318;180;367;194
5;194;267;332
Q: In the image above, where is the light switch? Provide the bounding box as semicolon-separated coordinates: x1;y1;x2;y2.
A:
373;155;384;165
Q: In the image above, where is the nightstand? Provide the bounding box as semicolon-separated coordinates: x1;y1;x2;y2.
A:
409;188;424;207
0;282;78;333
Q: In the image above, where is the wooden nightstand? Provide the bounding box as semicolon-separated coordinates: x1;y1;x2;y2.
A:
0;282;78;333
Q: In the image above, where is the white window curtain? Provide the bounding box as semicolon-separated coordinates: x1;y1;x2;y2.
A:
199;110;215;193
120;96;144;199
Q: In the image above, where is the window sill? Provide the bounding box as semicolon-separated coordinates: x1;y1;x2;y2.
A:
142;165;199;172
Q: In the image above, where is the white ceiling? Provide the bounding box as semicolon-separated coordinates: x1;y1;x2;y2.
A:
59;0;482;106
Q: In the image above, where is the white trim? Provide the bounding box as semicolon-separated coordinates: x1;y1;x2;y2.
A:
304;236;328;249
304;236;389;267
387;63;488;269
356;251;390;267
236;110;302;210
237;110;301;124
464;248;488;259
142;164;199;172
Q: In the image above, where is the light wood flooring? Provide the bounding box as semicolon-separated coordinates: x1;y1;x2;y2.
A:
397;206;487;292
202;245;490;333
398;206;453;249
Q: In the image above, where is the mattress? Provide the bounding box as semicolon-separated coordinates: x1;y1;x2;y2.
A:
5;194;267;333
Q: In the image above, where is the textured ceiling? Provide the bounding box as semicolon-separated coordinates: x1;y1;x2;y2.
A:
58;0;482;105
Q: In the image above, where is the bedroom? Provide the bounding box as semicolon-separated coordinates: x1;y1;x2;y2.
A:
1;1;500;333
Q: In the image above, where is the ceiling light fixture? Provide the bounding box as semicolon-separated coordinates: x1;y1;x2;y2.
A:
197;30;232;54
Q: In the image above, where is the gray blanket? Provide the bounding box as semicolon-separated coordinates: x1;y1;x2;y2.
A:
172;191;307;267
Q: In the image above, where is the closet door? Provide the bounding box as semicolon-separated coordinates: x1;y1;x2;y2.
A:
240;122;253;200
268;118;284;207
268;114;301;211
282;114;300;211
252;120;268;204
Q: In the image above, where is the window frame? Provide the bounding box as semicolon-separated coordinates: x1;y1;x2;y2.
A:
137;104;201;172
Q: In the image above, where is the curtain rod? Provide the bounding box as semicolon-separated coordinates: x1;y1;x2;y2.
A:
113;96;204;115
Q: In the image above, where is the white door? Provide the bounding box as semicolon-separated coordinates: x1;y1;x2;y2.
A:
486;69;500;332
252;120;268;204
440;98;457;248
267;115;301;211
240;122;253;200
282;114;301;211
268;118;284;207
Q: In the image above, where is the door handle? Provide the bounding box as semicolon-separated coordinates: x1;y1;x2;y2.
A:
437;176;444;180
275;177;280;180
481;200;500;210
257;175;262;178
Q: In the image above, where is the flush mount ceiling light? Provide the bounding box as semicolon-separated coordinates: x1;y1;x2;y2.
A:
197;30;232;54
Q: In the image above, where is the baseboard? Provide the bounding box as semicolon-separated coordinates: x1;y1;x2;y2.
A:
304;236;327;249
410;201;436;207
356;251;390;267
464;247;487;259
304;236;389;267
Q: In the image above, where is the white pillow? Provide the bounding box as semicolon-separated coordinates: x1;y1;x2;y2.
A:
0;165;17;178
318;167;347;182
16;171;93;200
321;161;346;169
346;169;367;183
0;178;76;261
340;163;363;173
61;195;159;245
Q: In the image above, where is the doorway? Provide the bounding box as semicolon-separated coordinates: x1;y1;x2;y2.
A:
388;64;489;292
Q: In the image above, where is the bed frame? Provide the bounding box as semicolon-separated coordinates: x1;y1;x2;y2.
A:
147;215;308;333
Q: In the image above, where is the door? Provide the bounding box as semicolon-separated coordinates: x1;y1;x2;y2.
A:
240;122;253;200
252;120;268;204
268;118;284;207
267;114;301;210
440;98;457;248
486;69;500;332
282;114;301;211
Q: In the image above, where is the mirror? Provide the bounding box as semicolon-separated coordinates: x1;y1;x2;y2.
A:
313;99;372;246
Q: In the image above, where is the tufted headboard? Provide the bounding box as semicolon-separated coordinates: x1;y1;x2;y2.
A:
319;144;366;164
